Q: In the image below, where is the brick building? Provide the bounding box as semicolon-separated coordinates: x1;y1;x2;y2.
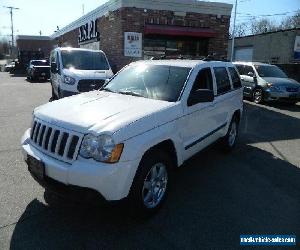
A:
52;0;232;70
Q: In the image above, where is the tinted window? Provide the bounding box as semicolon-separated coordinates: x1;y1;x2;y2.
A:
254;65;287;78
235;64;254;76
61;50;109;70
214;67;231;95
191;68;213;92
103;64;191;102
228;67;242;89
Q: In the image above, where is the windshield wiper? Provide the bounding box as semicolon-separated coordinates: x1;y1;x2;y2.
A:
102;88;116;93
118;90;144;97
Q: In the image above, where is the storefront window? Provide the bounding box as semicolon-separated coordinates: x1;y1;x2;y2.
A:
144;35;209;59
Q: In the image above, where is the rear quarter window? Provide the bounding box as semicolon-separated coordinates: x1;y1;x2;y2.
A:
213;67;232;95
228;67;242;89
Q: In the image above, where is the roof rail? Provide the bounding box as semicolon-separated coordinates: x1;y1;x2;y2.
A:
149;54;229;62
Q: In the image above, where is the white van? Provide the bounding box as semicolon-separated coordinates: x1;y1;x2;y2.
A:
50;48;113;99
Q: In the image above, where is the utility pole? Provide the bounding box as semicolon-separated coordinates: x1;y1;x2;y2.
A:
230;0;237;61
2;6;19;53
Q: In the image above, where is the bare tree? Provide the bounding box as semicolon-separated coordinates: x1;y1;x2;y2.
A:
279;10;300;29
235;22;248;37
250;18;277;34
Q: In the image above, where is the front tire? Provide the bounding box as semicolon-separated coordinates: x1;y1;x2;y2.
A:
252;88;264;104
128;151;171;216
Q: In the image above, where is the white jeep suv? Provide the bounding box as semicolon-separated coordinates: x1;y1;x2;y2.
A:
21;60;243;214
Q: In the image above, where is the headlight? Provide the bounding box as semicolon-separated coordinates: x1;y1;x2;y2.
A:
267;83;283;92
79;134;124;163
63;75;76;85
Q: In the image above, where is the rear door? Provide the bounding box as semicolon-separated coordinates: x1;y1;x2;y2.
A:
211;65;234;138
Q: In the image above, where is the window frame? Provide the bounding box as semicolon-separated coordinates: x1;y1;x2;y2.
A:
228;67;242;89
189;67;214;95
213;66;232;96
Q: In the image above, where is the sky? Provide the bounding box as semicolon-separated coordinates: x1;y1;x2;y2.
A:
0;0;299;40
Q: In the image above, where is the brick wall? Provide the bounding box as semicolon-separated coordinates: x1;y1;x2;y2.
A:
56;29;79;48
102;7;231;70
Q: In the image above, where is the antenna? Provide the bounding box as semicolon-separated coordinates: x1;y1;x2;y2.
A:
2;6;20;52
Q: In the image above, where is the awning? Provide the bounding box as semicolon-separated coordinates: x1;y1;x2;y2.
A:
144;24;216;38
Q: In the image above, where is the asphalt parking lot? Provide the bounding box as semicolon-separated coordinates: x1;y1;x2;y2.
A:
0;72;299;250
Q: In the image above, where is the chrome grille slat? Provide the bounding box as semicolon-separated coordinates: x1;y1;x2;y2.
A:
48;129;55;152
42;126;49;149
63;135;73;158
37;125;44;146
29;118;83;164
33;123;41;142
55;132;63;154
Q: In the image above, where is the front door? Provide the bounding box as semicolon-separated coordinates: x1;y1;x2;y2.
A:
180;67;219;160
235;64;256;97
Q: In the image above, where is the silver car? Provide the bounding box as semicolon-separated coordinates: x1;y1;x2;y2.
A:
234;62;300;104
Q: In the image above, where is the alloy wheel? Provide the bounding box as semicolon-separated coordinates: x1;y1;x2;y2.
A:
142;163;168;209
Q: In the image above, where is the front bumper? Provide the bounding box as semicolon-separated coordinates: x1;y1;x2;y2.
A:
21;129;139;201
264;89;300;102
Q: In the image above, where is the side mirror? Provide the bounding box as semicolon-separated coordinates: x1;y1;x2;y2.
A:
51;62;58;73
187;89;214;106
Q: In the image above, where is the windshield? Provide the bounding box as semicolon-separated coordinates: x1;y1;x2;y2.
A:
61;50;109;70
103;64;191;102
254;65;287;78
31;60;48;66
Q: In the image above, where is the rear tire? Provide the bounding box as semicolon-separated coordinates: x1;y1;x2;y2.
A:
220;115;239;152
128;151;171;216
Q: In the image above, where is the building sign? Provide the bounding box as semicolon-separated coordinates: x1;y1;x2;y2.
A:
294;36;300;60
78;19;100;44
124;32;142;57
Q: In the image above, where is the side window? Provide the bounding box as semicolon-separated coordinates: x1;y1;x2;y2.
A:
191;68;213;93
228;67;242;89
236;64;254;76
213;67;231;95
244;66;254;76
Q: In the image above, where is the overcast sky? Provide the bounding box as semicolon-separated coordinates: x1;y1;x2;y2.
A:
0;0;299;39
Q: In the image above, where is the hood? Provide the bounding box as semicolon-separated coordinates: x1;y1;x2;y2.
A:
34;91;177;138
63;68;112;79
262;77;300;87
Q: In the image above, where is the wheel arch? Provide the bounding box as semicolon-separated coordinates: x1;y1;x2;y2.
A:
141;139;179;169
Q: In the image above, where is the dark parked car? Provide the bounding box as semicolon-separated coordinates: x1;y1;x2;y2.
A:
27;60;50;81
4;62;15;72
234;62;300;105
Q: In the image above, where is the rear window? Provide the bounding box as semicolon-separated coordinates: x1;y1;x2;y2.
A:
228;67;242;89
213;67;232;95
